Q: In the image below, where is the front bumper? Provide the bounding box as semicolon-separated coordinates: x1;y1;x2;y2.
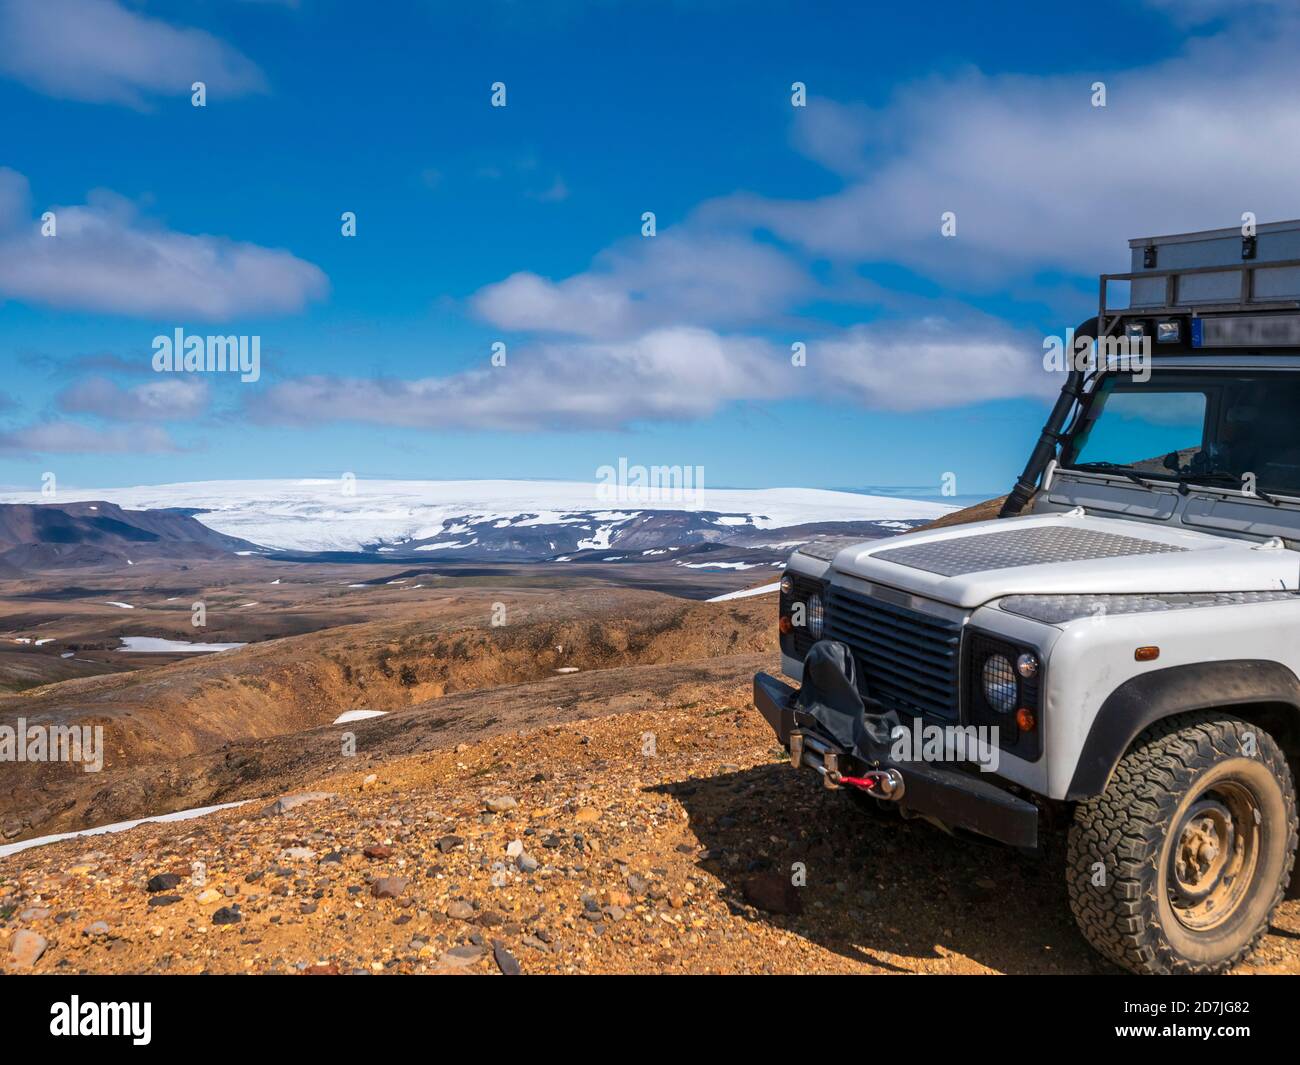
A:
754;671;1040;849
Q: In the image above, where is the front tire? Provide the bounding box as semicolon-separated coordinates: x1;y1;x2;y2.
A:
1067;712;1297;974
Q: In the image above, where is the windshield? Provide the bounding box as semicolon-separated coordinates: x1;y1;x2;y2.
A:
1065;370;1300;497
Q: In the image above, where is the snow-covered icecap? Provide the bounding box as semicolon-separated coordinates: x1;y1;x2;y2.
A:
0;479;953;553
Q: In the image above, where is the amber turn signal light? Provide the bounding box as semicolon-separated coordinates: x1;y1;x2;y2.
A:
778;615;793;635
1015;708;1036;732
1135;646;1160;662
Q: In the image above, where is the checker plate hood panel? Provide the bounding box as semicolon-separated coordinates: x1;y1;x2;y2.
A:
829;513;1298;609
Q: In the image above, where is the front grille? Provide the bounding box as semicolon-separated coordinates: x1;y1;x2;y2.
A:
825;585;961;720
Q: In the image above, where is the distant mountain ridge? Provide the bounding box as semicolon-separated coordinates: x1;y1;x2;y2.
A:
0;501;260;571
0;479;953;557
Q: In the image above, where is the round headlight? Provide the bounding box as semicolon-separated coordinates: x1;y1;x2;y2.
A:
780;575;794;596
807;593;824;638
1016;652;1040;679
981;653;1017;714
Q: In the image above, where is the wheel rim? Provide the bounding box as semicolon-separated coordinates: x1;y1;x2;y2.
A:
1167;780;1261;932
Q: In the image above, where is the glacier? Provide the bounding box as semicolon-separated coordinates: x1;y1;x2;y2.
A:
0;478;954;554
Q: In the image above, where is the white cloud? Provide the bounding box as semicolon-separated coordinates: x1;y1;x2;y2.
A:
815;319;1053;412
0;420;180;454
0;0;266;108
57;376;210;421
249;318;1045;432
788;99;877;179
0;168;328;318
712;32;1300;285
252;327;790;431
471;232;814;339
475;7;1300;335
171;4;1300;437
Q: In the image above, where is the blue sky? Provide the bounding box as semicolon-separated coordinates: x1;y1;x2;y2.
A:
0;0;1291;495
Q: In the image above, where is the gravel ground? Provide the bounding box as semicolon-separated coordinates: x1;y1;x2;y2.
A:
4;693;1299;975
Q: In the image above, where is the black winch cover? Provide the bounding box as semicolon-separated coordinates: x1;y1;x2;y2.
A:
795;639;897;759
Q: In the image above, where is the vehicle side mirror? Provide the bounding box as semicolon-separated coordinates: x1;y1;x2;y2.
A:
1163;452;1181;472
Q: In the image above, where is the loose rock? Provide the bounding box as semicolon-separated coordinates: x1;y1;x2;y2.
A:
261;792;335;817
742;872;802;916
371;877;408;900
493;939;522;975
10;930;48;967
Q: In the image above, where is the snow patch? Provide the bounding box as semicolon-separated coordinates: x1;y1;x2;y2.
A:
332;709;388;724
0;802;251;859
118;637;246;653
577;523;616;550
707;581;782;602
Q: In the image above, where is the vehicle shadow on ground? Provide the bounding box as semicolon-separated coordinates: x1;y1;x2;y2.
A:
651;759;1111;975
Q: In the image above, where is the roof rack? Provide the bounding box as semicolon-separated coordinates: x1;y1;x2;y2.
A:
1099;219;1300;338
1098;260;1300;338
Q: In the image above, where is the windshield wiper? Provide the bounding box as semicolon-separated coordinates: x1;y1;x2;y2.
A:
1068;461;1162;490
1174;470;1282;505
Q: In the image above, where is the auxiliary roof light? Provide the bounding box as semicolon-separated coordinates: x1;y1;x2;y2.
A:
1156;319;1181;344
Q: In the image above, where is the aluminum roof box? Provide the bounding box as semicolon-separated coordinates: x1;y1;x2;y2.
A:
1128;219;1300;309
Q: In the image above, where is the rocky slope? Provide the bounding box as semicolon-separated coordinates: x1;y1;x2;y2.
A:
0;588;775;842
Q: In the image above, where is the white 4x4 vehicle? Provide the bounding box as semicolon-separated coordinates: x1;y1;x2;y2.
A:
754;221;1300;974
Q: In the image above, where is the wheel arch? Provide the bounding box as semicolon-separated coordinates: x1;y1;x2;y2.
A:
1066;659;1300;801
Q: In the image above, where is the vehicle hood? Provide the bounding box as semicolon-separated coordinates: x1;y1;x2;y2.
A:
828;512;1298;609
